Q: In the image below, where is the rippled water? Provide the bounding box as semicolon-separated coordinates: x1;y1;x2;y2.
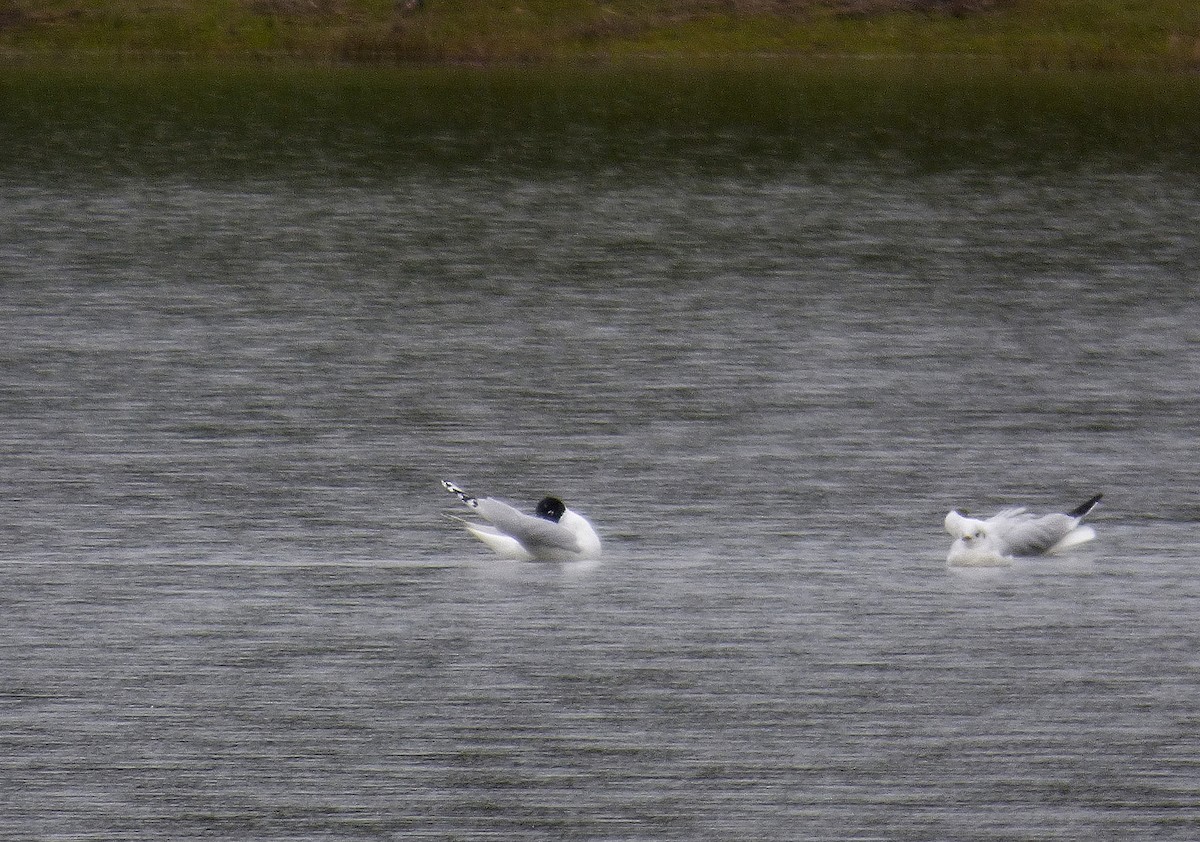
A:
2;69;1199;839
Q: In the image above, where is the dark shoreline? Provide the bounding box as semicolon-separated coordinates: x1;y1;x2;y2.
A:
2;0;1199;72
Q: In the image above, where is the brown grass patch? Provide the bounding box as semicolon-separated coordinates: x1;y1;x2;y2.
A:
245;0;346;17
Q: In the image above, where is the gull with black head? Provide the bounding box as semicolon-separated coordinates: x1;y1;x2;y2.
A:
442;480;602;561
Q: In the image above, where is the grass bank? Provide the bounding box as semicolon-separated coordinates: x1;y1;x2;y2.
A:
5;62;1200;185
0;0;1198;69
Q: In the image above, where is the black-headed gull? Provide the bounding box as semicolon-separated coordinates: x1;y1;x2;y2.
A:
441;480;602;561
945;494;1102;566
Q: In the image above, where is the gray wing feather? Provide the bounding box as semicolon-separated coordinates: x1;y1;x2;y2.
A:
473;497;582;554
994;513;1075;556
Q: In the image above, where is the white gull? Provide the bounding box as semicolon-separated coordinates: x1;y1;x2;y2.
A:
945;494;1102;566
442;480;601;562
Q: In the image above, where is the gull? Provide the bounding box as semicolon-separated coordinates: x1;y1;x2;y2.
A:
441;480;602;561
945;494;1102;566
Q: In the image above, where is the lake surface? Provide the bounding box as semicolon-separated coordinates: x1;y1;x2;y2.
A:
1;66;1198;840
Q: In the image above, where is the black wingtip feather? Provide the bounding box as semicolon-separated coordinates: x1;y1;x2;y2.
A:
442;480;477;507
1067;493;1103;519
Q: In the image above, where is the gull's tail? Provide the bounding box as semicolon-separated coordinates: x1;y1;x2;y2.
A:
1067;494;1103;520
442;480;479;509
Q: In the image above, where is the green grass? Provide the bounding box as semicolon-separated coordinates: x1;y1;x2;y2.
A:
0;0;1198;67
5;60;1200;182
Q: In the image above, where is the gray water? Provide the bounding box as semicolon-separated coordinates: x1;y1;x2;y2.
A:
2;93;1200;839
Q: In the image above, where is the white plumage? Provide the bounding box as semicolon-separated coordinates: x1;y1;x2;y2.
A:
945;494;1102;566
442;480;601;562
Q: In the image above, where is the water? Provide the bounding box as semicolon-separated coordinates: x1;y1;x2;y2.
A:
1;67;1199;840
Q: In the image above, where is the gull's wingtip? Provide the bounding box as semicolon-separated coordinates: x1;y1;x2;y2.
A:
442;480;477;508
1067;494;1103;519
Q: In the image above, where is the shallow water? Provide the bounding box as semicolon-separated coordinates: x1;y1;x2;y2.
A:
1;67;1198;839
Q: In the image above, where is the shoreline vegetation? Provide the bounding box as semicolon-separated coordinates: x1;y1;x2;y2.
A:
0;0;1199;70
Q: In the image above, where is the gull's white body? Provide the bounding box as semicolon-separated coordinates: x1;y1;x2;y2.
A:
443;481;601;562
945;495;1101;567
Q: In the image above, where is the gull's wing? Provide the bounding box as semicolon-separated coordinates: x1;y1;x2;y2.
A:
472;497;582;555
463;522;532;559
988;507;1029;524
991;513;1076;556
444;514;531;559
1067;494;1103;519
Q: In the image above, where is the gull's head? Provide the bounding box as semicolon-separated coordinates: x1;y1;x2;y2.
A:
535;496;567;523
947;525;1008;567
961;526;986;544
